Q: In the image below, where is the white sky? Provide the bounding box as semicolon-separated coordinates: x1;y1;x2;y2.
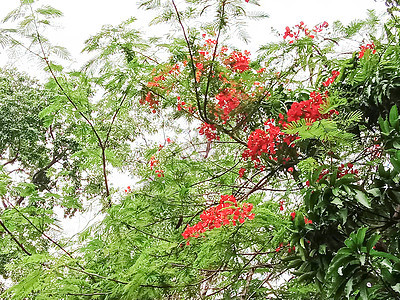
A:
0;0;387;71
0;0;388;236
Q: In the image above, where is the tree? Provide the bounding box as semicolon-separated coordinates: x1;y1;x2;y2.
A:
0;0;400;299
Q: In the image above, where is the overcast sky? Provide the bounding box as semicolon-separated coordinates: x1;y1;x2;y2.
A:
0;0;387;71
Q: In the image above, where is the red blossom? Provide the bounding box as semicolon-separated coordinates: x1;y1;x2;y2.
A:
215;88;241;121
149;156;164;178
290;211;296;221
276;242;284;252
286;90;338;124
223;51;250;73
199;122;220;141
182;195;255;242
304;216;313;225
322;70;340;87
239;167;246;178
140;92;160;113
359;43;376;59
283;21;326;43
242;120;283;162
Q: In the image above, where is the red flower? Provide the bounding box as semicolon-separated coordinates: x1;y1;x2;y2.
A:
182;195;255;241
196;63;204;71
290;211;296;221
215;88;241;121
304;216;313;225
223;51;250;73
322;70;340;87
359;43;376;59
242;120;283;162
276;242;283;252
199;122;220;141
239;168;246;178
288;167;294;173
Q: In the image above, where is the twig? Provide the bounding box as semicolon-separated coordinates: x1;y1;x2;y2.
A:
0;219;32;256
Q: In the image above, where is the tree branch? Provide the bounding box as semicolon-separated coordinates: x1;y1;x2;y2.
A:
0;219;32;256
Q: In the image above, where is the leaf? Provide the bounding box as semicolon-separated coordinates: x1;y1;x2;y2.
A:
354;190;371;208
390;157;400;173
379;117;390;135
345;276;354;298
36;5;63;18
370;250;400;262
355;227;368;247
389;105;399;128
366;233;380;253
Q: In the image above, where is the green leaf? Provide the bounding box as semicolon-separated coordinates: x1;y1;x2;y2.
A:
389;105;399;128
390;157;400;173
356;227;368;247
370;250;400;262
366;233;380;253
354;190;371;208
345;276;354;298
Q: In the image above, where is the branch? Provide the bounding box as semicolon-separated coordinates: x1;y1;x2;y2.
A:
104;90;129;148
202;0;226;124
122;222;175;243
28;5;110;198
2;153;19;166
171;0;204;121
66;292;111;296
67;266;128;285
0;219;32;256
4;198;85;270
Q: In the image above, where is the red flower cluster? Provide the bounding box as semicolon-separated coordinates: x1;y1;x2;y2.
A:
276;242;296;253
223;50;250;73
283;21;328;43
306;163;359;186
285;91;337;123
367;143;382;159
290;211;296;221
322;70;340;87
313;21;329;32
239;167;246;178
147;63;181;88
155;169;164;177
124;186;132;193
199;122;220;141
359;43;376;59
177;98;196;114
242;120;283;162
139;92;159;114
304;216;313;225
337;163;358;178
149;156;164;177
215;88;241;122
182;195;255;243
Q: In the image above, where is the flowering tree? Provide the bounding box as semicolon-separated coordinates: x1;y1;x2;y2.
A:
0;0;400;299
